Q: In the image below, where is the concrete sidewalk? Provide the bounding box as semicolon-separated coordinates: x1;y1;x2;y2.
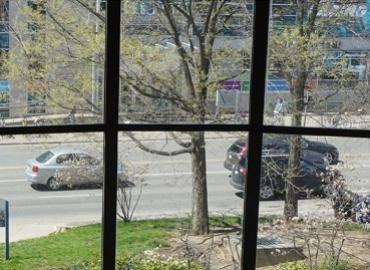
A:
0;132;240;146
0;199;336;243
0;218;102;243
0;133;103;146
2;113;370;146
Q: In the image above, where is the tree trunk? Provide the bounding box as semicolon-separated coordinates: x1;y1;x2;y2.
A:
190;131;209;235
284;135;301;219
284;70;306;220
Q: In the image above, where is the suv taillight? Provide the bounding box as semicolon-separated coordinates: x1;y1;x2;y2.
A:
32;165;39;173
240;145;248;157
239;168;247;176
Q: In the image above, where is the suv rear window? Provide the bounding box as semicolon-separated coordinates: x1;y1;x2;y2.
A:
36;151;54;163
229;140;246;152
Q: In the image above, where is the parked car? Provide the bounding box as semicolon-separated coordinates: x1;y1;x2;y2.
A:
229;149;328;200
264;135;339;164
25;148;127;190
224;135;339;170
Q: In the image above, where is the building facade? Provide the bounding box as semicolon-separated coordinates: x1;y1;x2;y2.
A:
3;0;370;119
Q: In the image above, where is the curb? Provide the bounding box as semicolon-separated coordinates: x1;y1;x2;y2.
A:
0;134;239;146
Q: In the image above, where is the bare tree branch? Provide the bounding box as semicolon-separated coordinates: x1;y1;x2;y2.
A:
124;132;193;156
71;0;105;23
170;132;192;148
159;0;196;98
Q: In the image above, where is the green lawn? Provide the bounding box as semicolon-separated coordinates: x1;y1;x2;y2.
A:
1;216;367;270
0;218;185;270
0;216;240;270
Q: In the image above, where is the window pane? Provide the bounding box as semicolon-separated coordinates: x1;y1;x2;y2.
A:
1;0;105;126
116;131;247;269
120;1;253;124
265;1;370;129
0;33;8;48
257;134;370;268
0;133;103;269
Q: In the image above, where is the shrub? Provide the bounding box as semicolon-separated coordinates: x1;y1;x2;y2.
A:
316;260;349;270
278;260;357;270
116;253;203;270
66;253;203;270
67;260;100;270
278;262;309;270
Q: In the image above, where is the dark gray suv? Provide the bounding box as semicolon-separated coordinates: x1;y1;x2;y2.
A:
229;149;329;200
224;135;339;171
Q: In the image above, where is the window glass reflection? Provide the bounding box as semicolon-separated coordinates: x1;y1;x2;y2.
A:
256;135;370;269
116;132;246;269
265;1;370;129
0;133;103;269
120;1;253;124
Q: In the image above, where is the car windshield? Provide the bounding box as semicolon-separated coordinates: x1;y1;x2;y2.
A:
36;151;54;163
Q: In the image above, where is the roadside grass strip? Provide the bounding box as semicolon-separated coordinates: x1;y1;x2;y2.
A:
0;218;183;270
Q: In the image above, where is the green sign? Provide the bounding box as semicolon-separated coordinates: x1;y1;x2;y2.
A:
242;80;250;92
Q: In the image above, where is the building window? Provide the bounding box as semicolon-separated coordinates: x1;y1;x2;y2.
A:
0;79;9;117
0;0;8;21
137;0;155;15
99;0;106;12
0;21;8;50
0;32;8;49
27;92;46;115
27;0;46;14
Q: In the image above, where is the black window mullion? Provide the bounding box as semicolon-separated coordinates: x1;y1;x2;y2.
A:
0;125;105;135
242;1;271;269
263;125;370;138
117;124;250;132
102;0;121;269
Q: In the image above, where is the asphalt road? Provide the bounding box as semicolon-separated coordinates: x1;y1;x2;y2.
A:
0;134;369;242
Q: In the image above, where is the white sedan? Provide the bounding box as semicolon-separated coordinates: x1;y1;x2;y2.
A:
25;147;127;190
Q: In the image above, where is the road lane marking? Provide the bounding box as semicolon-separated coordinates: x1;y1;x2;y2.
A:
0;179;25;183
2;157;370;171
0;159;225;170
141;170;228;177
0;166;25;171
130;159;224;165
38;194;101;199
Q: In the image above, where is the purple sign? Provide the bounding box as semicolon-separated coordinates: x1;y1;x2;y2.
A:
222;80;241;90
0;200;5;228
0;210;4;227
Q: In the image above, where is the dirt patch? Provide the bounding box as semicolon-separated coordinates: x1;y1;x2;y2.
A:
149;222;370;270
149;228;241;270
257;220;370;269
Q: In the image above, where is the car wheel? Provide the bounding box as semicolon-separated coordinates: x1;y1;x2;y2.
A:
259;184;275;200
47;177;61;191
324;152;334;164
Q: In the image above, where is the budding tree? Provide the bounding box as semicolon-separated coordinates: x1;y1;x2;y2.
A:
8;0;252;235
268;0;363;219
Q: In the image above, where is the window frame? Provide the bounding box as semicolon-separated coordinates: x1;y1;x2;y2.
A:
1;0;370;269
